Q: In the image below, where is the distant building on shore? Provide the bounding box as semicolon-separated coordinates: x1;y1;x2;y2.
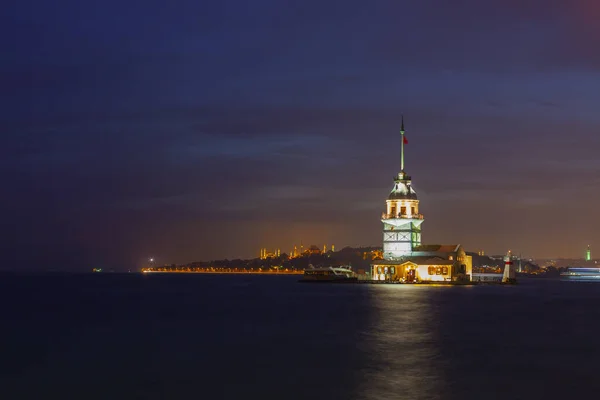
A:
260;248;280;259
370;118;472;282
586;245;591;261
261;243;335;259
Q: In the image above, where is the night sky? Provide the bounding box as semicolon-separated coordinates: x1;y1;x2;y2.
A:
3;1;600;271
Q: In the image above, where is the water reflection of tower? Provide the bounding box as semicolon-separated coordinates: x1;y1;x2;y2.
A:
358;287;446;398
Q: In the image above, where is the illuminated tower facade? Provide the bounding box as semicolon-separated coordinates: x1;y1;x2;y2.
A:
586;245;591;261
381;118;424;260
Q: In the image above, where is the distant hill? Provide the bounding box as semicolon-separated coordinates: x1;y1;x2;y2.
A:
175;246;383;272
466;252;504;268
167;248;548;272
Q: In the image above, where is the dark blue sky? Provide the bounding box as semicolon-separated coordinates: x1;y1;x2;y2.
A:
2;0;600;270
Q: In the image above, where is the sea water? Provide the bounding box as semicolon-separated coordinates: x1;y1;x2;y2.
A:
1;274;599;399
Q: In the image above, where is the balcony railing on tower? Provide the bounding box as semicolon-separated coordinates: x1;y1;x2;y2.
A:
381;212;424;220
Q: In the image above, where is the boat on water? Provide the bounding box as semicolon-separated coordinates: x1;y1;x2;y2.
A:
560;267;600;280
299;266;358;283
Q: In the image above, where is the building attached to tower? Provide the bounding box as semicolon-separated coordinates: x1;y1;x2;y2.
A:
370;119;472;282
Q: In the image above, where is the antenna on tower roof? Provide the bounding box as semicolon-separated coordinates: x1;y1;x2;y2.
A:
400;115;406;172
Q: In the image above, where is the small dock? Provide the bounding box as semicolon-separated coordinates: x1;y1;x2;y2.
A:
301;279;514;285
359;280;513;285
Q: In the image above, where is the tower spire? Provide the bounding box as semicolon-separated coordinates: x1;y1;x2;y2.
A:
400;115;405;172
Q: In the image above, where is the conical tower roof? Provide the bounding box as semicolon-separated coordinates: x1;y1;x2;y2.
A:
389;173;417;200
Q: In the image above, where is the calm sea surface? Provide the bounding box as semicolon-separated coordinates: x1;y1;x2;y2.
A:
1;274;599;399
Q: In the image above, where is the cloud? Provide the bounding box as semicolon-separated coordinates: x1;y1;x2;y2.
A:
3;0;600;269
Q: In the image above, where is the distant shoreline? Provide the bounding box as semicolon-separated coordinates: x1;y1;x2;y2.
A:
141;270;303;275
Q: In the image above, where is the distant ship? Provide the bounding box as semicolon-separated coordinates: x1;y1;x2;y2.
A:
299;266;358;283
560;267;600;280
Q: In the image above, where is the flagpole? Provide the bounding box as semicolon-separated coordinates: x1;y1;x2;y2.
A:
400;116;405;172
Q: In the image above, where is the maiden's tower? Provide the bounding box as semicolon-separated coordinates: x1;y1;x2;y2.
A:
371;118;473;282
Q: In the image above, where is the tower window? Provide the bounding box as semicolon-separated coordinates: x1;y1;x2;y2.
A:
411;207;415;215
400;206;406;215
390;206;396;216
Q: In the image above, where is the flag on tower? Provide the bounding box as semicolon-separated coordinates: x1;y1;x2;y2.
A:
403;136;408;145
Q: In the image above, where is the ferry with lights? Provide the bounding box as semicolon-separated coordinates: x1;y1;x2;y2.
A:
299;266;358;282
560;267;600;280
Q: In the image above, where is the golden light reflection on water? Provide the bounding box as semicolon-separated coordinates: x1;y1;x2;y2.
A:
356;285;449;400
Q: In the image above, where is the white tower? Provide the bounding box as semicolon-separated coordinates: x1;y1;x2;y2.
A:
382;118;424;260
502;250;516;283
